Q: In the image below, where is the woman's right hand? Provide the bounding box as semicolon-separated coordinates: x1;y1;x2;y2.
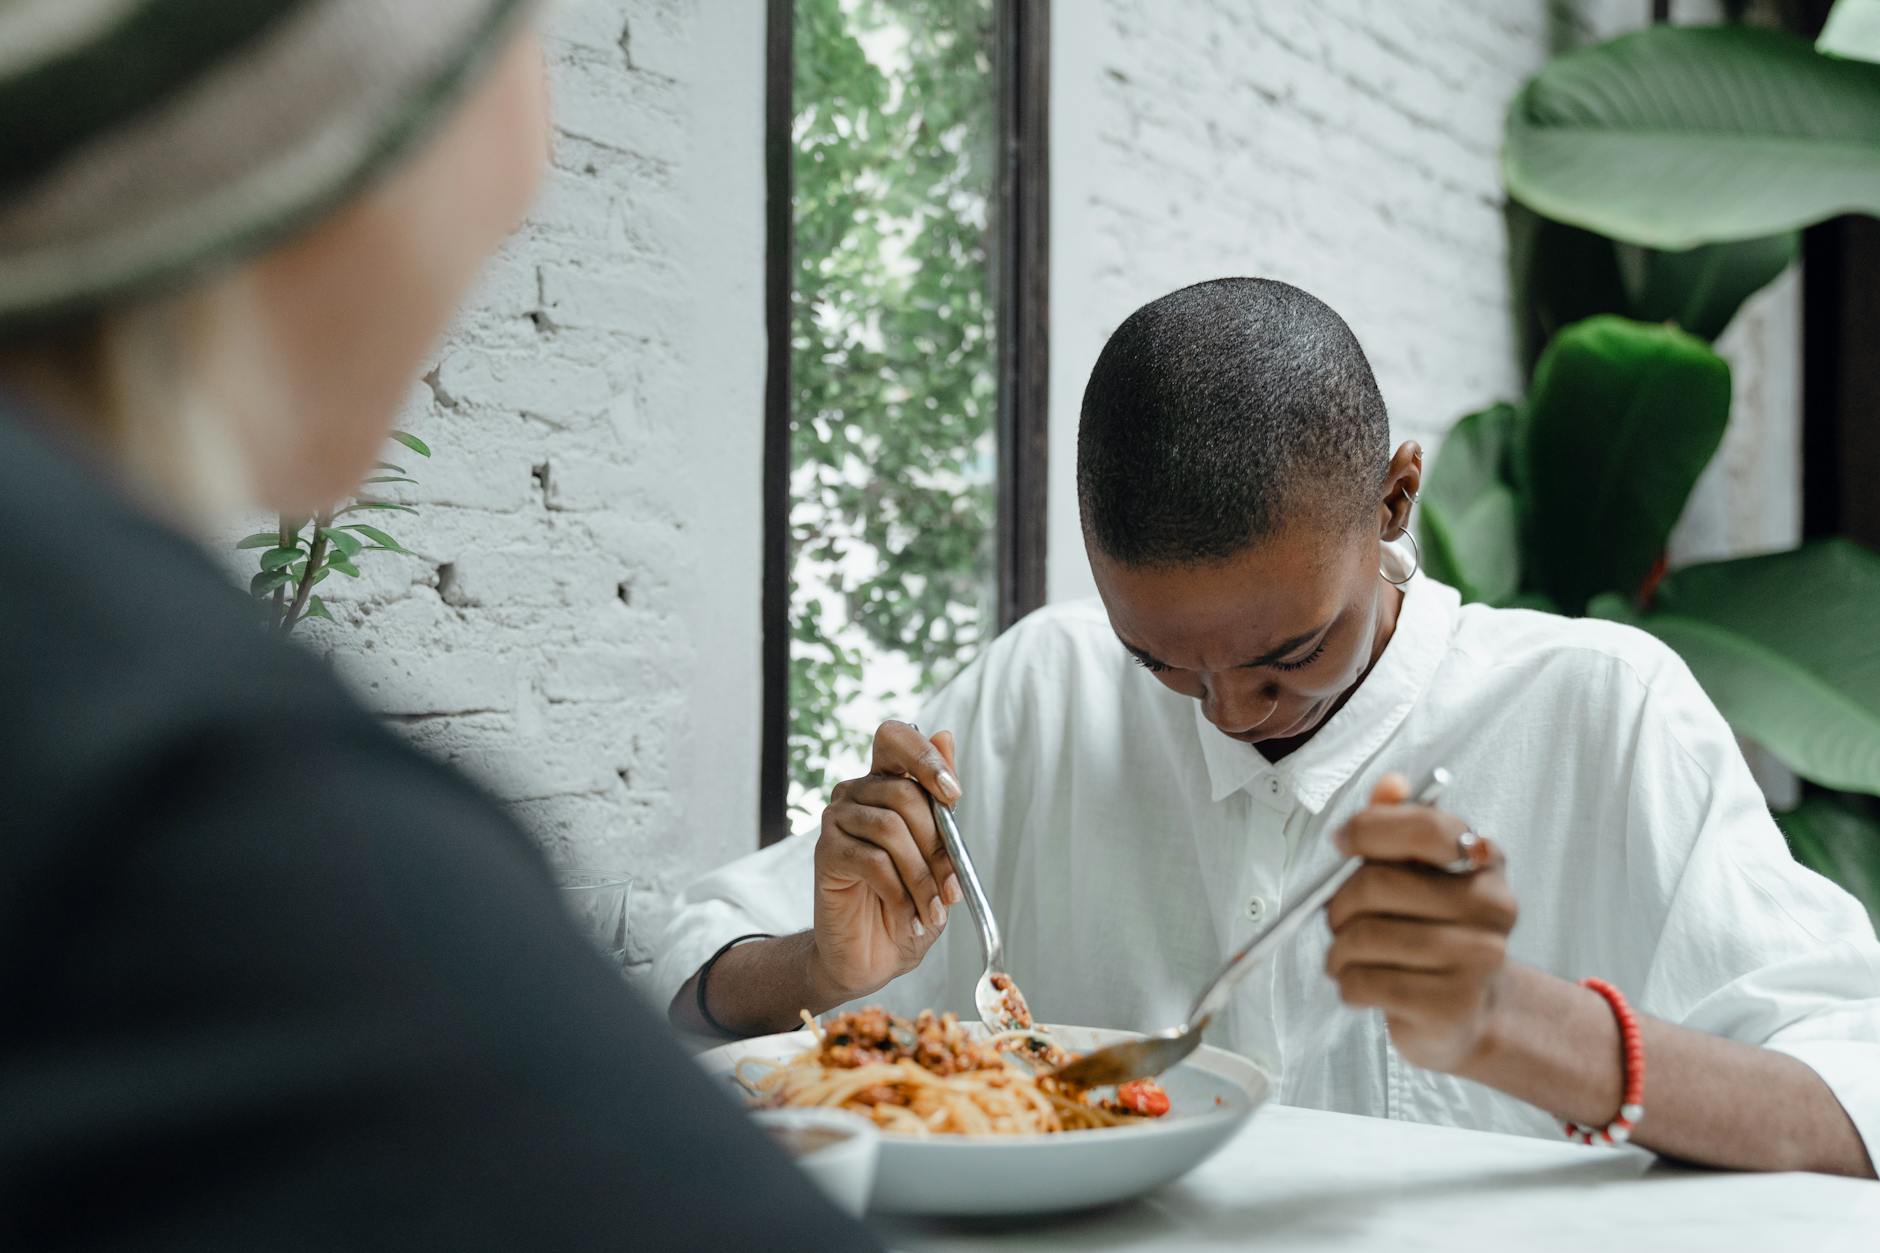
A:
809;721;966;1003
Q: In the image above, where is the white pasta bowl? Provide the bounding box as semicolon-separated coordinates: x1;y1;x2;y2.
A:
699;1022;1271;1217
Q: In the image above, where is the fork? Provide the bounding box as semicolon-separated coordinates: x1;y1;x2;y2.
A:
1050;767;1454;1089
929;796;1032;1034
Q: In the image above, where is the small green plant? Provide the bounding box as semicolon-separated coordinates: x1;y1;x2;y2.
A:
238;430;431;634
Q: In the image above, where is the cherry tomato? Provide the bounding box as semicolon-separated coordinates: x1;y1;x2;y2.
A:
1117;1079;1170;1117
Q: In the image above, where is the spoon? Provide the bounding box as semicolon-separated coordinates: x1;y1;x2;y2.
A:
1051;767;1454;1089
929;797;1033;1034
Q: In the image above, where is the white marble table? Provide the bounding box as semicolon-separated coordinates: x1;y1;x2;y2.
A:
873;1104;1880;1252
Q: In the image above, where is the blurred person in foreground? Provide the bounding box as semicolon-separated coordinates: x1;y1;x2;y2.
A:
661;278;1880;1178
0;3;874;1248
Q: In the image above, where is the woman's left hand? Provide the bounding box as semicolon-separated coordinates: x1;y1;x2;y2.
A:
1324;772;1519;1074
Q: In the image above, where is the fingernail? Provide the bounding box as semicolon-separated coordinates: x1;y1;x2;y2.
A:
937;770;961;802
913;917;926;938
944;874;963;906
928;895;944;927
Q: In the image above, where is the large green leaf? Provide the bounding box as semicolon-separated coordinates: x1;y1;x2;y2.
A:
1505;26;1880;248
1821;0;1880;64
1616;232;1799;343
1508;205;1626;362
1632;541;1880;796
1420;404;1522;605
1777;792;1880;931
1511;206;1795;350
1521;317;1730;614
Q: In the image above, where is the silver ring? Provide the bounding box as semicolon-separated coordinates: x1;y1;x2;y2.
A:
1444;830;1485;875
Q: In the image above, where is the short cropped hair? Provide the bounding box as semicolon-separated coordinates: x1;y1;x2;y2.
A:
1076;277;1390;566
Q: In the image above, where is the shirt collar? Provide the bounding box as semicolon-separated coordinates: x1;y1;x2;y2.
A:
1192;574;1461;809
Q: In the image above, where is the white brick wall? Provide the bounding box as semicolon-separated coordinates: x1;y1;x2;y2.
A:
286;0;766;974
1045;0;1797;601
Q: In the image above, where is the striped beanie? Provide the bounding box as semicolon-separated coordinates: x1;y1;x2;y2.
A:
0;0;533;333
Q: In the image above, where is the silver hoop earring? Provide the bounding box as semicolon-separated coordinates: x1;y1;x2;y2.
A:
1382;528;1420;586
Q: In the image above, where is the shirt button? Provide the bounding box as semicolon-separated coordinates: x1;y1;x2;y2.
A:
1267;778;1281;796
1246;896;1268;922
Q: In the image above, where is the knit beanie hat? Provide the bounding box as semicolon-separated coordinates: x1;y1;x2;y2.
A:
0;0;533;333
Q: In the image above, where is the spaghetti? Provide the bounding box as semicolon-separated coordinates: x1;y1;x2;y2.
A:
735;1007;1171;1137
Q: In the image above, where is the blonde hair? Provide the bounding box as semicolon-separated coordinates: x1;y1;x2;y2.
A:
0;284;267;526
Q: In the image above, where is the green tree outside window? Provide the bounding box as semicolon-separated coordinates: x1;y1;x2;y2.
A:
788;0;1000;821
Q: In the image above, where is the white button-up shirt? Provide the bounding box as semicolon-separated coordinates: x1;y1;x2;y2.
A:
653;576;1880;1154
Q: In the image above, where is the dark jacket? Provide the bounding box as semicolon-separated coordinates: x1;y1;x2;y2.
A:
0;405;873;1251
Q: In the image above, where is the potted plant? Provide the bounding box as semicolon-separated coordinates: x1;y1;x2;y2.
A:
1421;12;1880;920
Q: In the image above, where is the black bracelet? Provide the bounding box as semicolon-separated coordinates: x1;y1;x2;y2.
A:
695;932;776;1037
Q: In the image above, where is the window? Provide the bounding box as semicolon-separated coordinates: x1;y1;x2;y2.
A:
762;0;1048;843
1803;217;1880;552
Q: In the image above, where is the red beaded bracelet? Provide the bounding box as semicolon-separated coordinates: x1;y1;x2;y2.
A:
1564;976;1645;1146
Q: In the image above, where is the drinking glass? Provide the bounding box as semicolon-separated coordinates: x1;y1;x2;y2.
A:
559;873;635;974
